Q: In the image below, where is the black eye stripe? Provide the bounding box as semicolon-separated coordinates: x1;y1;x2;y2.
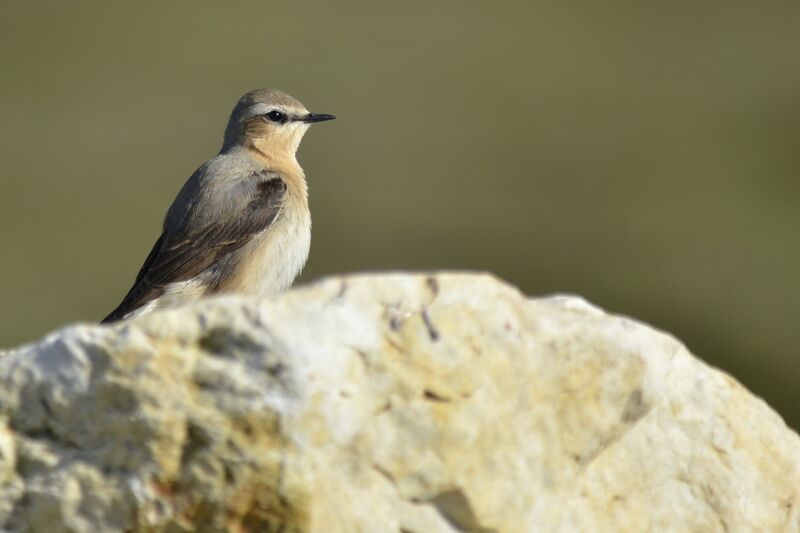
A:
264;110;288;124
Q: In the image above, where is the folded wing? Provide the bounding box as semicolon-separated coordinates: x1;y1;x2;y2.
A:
102;171;286;323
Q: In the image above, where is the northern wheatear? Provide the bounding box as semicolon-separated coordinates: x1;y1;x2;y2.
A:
102;88;334;323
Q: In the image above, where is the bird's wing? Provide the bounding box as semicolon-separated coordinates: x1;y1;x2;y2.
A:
102;171;287;323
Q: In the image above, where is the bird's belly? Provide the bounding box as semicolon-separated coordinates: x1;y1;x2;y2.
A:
235;210;311;298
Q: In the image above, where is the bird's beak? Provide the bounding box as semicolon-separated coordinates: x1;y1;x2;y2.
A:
298;113;336;123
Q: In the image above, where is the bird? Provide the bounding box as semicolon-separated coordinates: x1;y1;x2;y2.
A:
101;88;335;323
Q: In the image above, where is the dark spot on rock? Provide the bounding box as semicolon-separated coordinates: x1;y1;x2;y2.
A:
621;388;649;424
180;422;211;468
99;382;138;415
198;327;264;358
389;315;404;331
150;476;180;499
426;276;439;297
266;362;286;378
372;463;396;484
39;396;53;418
422;309;439;342
423;390;451;402
426;489;497;532
223;464;235;484
335;281;348;300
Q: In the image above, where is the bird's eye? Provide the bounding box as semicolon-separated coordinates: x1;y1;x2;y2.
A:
264;110;287;124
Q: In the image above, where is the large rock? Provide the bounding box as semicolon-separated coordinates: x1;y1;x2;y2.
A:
0;273;798;532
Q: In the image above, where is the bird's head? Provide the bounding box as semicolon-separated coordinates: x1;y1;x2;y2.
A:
222;88;335;160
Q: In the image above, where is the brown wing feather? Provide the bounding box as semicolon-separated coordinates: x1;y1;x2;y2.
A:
102;175;286;323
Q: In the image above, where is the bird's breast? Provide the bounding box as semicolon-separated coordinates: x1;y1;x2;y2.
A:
230;197;311;297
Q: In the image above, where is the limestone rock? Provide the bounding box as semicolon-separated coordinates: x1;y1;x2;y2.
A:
0;273;798;532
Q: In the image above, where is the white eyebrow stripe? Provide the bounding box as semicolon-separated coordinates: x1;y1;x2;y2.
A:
242;103;307;122
242;103;275;120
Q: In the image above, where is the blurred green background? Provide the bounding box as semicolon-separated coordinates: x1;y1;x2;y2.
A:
1;3;798;428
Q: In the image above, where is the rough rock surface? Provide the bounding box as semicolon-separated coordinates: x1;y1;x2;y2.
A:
0;273;798;532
